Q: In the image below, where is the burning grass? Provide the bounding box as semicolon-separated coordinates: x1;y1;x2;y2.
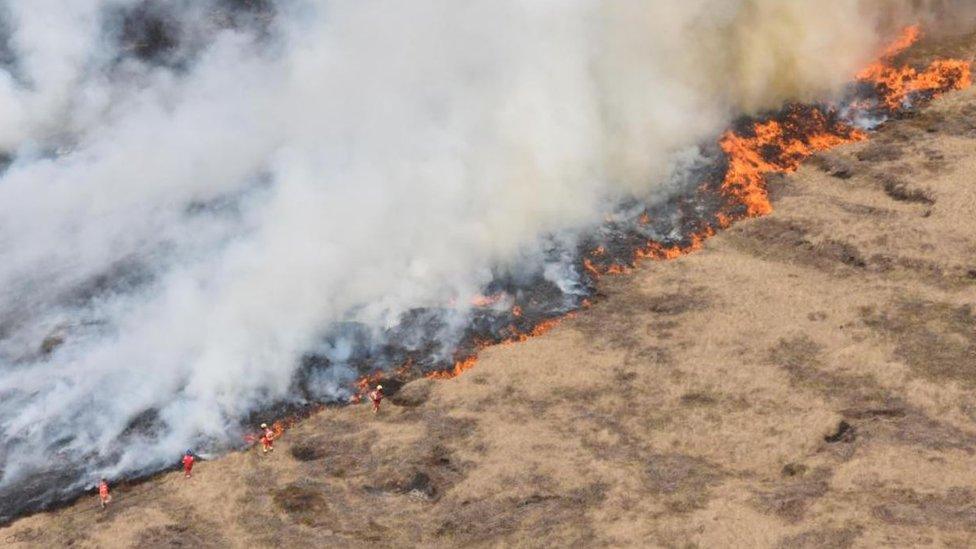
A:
207;23;974;506
857;26;972;110
328;28;972;402
579;26;968;279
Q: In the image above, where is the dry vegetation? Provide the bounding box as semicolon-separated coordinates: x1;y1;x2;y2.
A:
5;35;976;549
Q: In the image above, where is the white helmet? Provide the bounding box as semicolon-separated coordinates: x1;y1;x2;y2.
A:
376;385;383;390
260;423;268;429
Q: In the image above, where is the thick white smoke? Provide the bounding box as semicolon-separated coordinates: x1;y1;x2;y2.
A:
0;0;954;508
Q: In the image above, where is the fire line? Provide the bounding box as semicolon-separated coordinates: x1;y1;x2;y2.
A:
410;24;971;385
244;25;973;447
274;25;973;439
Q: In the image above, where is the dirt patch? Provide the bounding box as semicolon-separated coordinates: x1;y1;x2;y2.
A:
767;335;882;404
290;438;329;461
3;527;45;545
824;420;856;444
292;431;374;477
136;523;226;548
879;408;976;452
776;525;863;549
645;454;724;513
136;511;226;548
879;174;935;205
781;463;809;478
434;483;606;546
273;482;334;527
729;219;869;274
401;471;436;501
810;151;857;179
622;345;673;368
640;289;710;316
574;286;706;355
866;253;954;284
679;391;718;407
388;380;432;408
816;240;867;269
909;103;976;137
873;487;976;531
357;412;473;505
755;467;832;523
856;141;905;163
862;300;976;387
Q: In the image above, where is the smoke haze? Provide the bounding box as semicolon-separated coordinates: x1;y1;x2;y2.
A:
0;0;965;516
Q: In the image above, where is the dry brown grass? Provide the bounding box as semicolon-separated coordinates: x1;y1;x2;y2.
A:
6;37;976;549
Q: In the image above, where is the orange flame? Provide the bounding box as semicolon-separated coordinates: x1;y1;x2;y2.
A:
582;24;970;281
719;107;867;217
857;26;972;109
424;314;575;380
471;293;505;307
426;355;478;380
244;405;327;446
350;370;386;403
376;24;972;387
879;24;921;59
859;58;972;109
395;359;414;376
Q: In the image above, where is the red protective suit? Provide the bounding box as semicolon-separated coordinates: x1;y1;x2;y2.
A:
368;389;383;413
182;455;195;477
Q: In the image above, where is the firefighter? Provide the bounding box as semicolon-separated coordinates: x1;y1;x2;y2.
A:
182;450;195;478
368;384;384;414
98;478;111;509
260;423;275;453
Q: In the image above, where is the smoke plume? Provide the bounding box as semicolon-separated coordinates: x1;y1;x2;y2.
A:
0;0;966;518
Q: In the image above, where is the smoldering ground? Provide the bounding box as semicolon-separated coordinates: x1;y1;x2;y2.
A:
0;0;969;521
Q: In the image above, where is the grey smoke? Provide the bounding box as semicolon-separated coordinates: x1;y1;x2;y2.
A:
0;0;961;507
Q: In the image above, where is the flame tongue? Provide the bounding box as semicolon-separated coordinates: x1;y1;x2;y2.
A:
719;106;867;218
719;24;971;220
879;25;921;59
573;24;971;281
857;25;973;109
859;59;972;109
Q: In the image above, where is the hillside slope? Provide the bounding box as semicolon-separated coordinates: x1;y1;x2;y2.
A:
6;48;976;549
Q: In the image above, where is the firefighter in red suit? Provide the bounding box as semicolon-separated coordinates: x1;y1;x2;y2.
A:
98;478;111;509
182;450;195;478
368;385;384;414
260;423;275;453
